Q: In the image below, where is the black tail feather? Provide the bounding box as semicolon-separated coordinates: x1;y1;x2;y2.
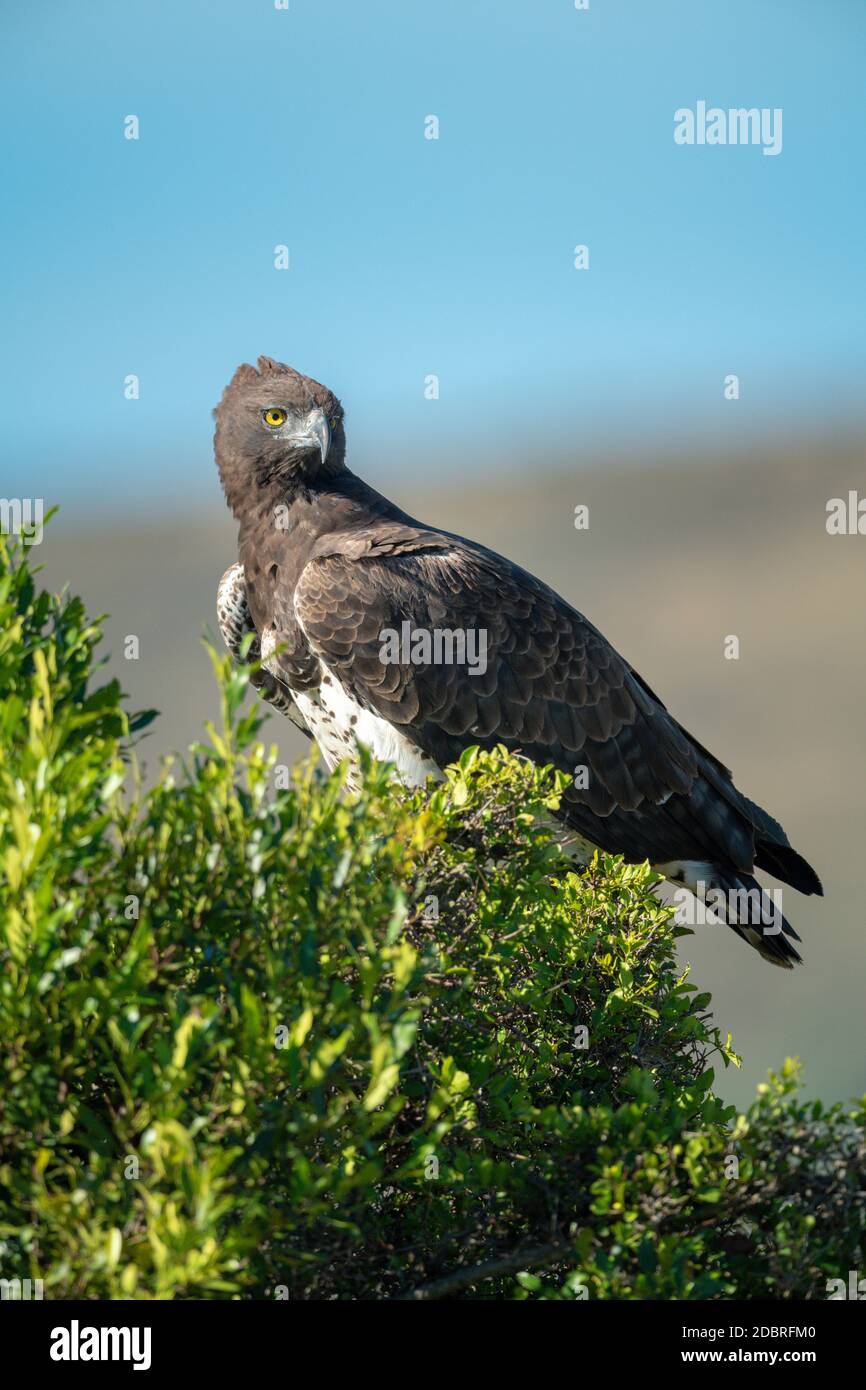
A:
754;839;823;897
706;867;803;969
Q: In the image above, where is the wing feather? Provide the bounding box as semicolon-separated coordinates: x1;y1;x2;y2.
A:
289;536;775;871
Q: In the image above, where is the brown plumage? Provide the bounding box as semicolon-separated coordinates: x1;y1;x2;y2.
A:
214;356;823;967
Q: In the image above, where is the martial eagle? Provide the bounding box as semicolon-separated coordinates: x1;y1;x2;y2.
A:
214;356;822;967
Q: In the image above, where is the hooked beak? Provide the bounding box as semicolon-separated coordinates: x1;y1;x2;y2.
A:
289;408;330;464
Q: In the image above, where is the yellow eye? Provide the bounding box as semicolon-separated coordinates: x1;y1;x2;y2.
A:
262;408;287;428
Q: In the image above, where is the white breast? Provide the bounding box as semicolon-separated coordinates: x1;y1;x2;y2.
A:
262;628;442;790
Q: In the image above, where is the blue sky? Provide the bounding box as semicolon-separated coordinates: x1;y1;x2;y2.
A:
2;0;864;517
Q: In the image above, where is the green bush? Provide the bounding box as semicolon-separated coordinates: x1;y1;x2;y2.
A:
1;530;864;1300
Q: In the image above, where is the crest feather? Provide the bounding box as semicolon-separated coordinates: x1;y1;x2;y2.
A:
225;362;259;390
258;354;299;377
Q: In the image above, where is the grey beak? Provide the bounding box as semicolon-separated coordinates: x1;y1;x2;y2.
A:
292;408;330;463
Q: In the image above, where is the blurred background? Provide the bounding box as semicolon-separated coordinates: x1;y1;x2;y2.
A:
3;0;865;1108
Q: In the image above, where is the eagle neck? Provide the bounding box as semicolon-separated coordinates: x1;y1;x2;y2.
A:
240;469;410;548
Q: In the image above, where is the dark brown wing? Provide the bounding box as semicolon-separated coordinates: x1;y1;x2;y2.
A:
290;530;812;878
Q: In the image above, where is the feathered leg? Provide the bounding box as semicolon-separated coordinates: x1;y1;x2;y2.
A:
217;562;311;738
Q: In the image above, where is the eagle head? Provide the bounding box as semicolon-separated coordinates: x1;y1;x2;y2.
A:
214;356;345;514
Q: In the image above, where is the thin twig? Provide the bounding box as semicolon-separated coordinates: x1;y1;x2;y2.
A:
393;1239;572;1301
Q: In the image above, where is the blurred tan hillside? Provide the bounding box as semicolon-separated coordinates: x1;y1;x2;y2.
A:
36;432;866;1110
